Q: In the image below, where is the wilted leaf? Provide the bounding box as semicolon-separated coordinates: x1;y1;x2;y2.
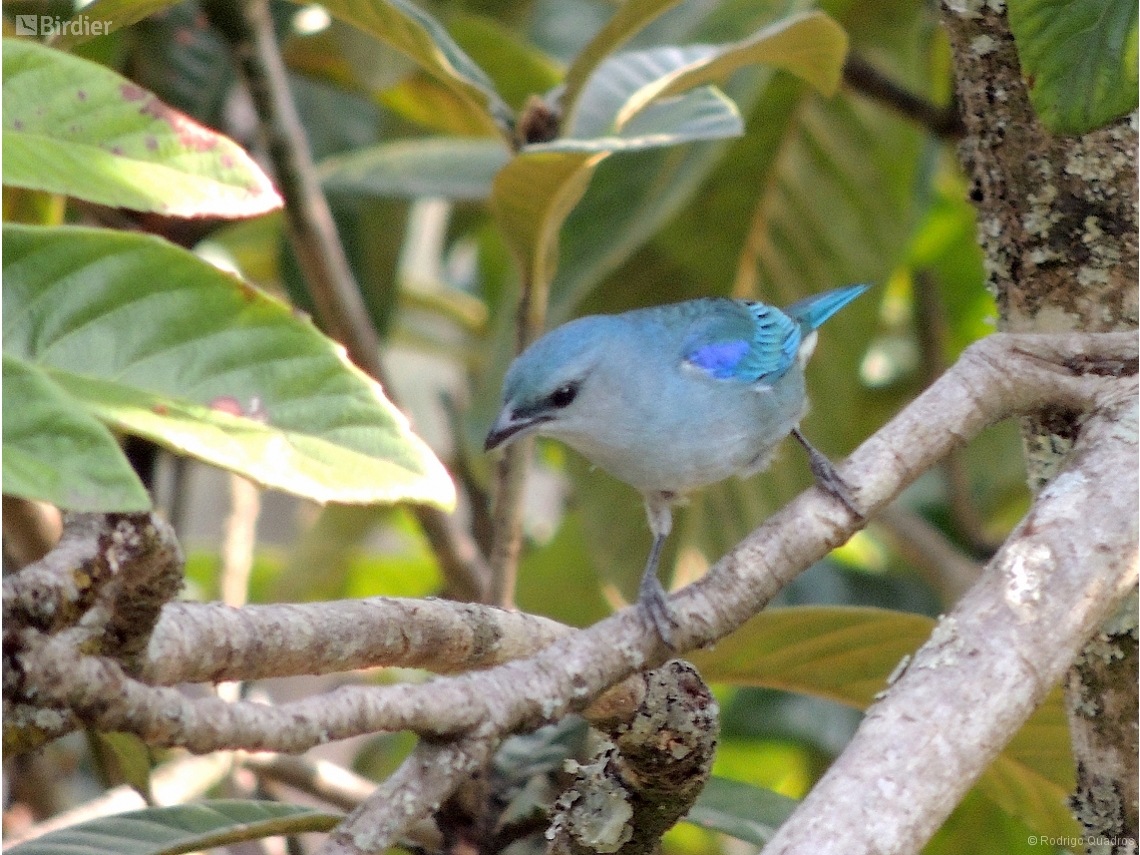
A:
2;40;281;218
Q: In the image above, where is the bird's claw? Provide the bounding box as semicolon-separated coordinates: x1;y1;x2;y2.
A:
792;428;864;520
637;567;679;649
807;454;864;520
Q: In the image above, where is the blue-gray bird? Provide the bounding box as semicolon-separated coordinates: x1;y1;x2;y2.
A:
484;285;867;646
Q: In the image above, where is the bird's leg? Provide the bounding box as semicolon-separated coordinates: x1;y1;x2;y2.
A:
791;427;863;519
638;494;679;648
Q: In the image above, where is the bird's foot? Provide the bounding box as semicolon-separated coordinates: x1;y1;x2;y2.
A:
637;567;679;649
792;428;864;520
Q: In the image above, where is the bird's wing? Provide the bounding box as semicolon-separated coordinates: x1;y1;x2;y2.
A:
682;301;800;384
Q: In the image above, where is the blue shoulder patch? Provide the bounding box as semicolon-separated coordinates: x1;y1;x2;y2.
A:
686;339;751;379
682;300;800;384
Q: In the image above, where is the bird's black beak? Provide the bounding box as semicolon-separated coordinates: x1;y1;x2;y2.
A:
484;407;547;451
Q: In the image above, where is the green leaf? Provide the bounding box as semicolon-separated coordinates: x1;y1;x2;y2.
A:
490;150;602;297
2;353;150;511
976;687;1080;838
689;605;931;707
5;800;342;855
301;0;513;135
1008;0;1138;134
927;787;1051;855
449;13;564;111
91;731;153;794
1;40;282;218
529;86;743;153
319;137;510;200
3;224;455;508
560;0;687;116
378;72;504;137
690;606;1078;838
567;11;848;138
684;776;798;845
48;0;183;49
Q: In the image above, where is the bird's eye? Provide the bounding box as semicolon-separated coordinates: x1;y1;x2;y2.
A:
548;383;578;408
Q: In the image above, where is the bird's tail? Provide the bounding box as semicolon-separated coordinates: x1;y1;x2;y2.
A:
784;284;869;331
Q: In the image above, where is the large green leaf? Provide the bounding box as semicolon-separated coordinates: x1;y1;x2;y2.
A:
5;800;342;855
566;11;847;138
490;150;603;298
559;0;687;115
530;86;743;153
1008;0;1138;134
689;605;932;707
302;0;514;135
1;40;281;218
448;13;564;111
683;776;798;845
2;354;150;511
690;606;1079;838
3;224;455;508
976;687;1080;837
319;137;510;200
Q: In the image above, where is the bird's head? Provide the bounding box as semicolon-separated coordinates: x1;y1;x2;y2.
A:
484;315;618;452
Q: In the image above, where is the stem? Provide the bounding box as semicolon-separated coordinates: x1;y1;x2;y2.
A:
486;265;550;608
843;54;964;140
201;0;490;603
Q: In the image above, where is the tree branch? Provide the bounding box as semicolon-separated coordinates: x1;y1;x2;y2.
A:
319;734;495;855
9;334;1135;751
761;385;1138;855
547;661;718;854
141;598;570;684
7;334;1135;851
842;54;964;140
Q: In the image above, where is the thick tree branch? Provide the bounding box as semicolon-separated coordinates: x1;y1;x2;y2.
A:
320;735;495;855
16;630;486;753
141;598;570;684
2;513;180;647
762;386;1138;855
941;5;1138;848
548;661;718;855
9;334;1135;754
